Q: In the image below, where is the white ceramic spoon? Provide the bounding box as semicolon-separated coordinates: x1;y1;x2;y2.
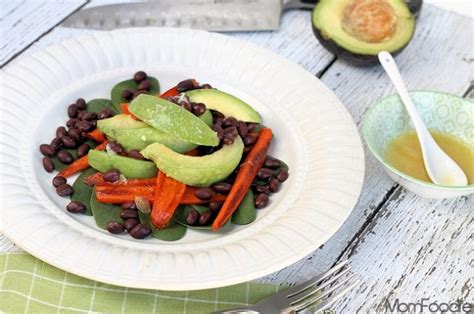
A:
378;51;468;187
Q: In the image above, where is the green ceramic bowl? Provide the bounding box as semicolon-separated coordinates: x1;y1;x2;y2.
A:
363;91;473;199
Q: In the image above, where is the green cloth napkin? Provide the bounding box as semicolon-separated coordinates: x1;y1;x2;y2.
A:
0;252;283;313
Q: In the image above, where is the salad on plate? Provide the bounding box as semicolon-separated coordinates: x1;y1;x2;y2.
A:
39;71;289;241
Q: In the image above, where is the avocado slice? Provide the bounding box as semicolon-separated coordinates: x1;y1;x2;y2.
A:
186;89;261;123
141;136;244;187
129;94;219;147
97;114;148;138
88;150;157;179
312;0;415;65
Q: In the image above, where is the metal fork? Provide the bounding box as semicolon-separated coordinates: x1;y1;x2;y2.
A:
215;260;359;314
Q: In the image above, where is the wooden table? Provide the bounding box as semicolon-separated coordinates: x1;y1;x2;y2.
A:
1;1;472;312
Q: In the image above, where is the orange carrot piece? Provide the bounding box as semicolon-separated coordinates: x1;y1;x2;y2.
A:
83;172;104;186
85;129;107;143
160;86;179;98
120;103;139;120
58;141;108;178
212;128;273;230
151;172;186;229
184;148;200;156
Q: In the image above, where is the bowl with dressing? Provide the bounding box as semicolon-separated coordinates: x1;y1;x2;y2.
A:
363;91;473;199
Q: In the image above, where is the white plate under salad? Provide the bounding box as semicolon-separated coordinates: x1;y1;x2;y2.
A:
0;28;364;290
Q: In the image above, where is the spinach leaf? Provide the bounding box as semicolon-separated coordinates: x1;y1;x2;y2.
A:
138;212;186;241
86;99;119;115
70;168;97;216
90;190;123;229
231;189;256;225
110;77;160;113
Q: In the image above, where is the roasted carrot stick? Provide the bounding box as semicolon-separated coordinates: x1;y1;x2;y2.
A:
83;172;104;186
58;141;108;178
160;86;179;98
151;172;186;229
212;128;273;230
184;148;200;156
85;129;107;143
181;187;226;205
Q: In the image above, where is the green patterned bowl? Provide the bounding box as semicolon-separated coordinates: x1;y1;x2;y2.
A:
363;91;474;199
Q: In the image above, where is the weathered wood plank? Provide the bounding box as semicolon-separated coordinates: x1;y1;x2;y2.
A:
257;3;473;288
0;0;87;67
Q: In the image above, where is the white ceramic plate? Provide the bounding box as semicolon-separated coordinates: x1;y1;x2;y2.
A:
0;28;364;290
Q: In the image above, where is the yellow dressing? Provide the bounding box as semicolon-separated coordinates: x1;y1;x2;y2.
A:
386;130;474;185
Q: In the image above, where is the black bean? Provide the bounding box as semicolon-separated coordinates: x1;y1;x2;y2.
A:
257;168;273;181
108;141;123;154
137;80;151;91
56;126;68;138
194;188;213;201
124;218;140;231
42;157;54;172
201;83;212;89
243;147;251;154
52;175;67;187
77;111;87;120
77;143;90;158
247;123;256;131
107;221;125;234
66;105;76;118
223;137;234;145
176;79;197;92
56;184;73;197
98;108;112;119
66;118;78;128
181;101;192;112
277;169;289;182
82;112;97;121
40;144;55;156
129;223;152;239
255;185;270;194
133;71;147;84
61;136;76;148
128;150;144;160
192;103;206;116
264;156;281;169
212;110;225;120
223;117;238;127
76;98;87;110
67;128;82;141
57;150;74;164
76;120;94;132
120;209;138;220
186;210;200;226
237;121;248;137
268;178;279;193
212;124;224;140
50;137;63;150
104;169;121;182
199;210;213;225
66;201;86;214
121;88;134;100
255;193;269;209
243;134;257;146
224;126;239;138
133;90;147;99
122;201;137;211
212;182;232;194
209;201;223;214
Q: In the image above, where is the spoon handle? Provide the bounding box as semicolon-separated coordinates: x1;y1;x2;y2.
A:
377;51;433;141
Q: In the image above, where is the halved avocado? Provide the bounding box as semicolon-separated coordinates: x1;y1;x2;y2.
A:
141;136;244;187
312;0;416;65
186;89;261;123
88;150;157;179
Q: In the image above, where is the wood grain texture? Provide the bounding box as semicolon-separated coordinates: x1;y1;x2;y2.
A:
0;0;87;67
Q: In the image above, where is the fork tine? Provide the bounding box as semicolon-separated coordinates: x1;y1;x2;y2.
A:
292;275;359;312
305;279;360;313
289;267;350;304
286;260;349;297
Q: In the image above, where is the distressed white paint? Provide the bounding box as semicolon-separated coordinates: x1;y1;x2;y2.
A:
0;1;473;312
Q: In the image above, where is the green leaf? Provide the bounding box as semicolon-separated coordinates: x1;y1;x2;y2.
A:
110;77;160;113
70;168;97;216
90;189;123;229
231;189;256;225
51;140;97;171
175;205;213;230
86;99;119;115
138;212;187;241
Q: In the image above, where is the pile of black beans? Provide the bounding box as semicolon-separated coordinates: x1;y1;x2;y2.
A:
185;182;232;226
105;141;145;160
106;201;152;239
165;93;207;117
252;156;289;209
120;71;154;101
